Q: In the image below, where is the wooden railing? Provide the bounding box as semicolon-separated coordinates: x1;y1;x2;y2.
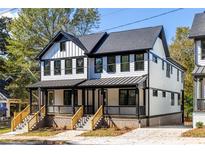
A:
27;105;46;131
70;105;83;129
11;105;30;131
91;105;103;130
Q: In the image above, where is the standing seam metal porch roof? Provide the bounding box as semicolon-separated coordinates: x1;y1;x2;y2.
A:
78;75;147;88
192;66;205;76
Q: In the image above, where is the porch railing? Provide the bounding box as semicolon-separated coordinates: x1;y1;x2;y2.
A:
70;105;84;129
91;105;103;130
196;99;205;111
104;105;145;116
47;105;81;114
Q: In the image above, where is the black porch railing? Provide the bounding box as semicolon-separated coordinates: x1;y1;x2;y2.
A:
196;99;205;111
104;105;145;116
47;105;81;114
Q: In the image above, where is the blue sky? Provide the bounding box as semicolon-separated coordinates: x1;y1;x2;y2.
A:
0;8;204;44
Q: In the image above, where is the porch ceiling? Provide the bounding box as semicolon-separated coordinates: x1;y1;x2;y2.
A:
193;66;205;77
78;75;147;88
27;79;86;89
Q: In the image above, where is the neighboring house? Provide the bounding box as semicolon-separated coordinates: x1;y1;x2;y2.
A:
27;25;185;129
190;12;205;128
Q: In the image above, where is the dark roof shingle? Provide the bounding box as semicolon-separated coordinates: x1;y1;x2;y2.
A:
190;13;205;38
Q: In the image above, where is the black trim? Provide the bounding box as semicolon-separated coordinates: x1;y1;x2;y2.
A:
120;54;130;72
94;57;103;73
41;56;86;61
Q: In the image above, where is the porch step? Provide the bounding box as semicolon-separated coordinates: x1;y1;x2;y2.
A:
75;115;93;131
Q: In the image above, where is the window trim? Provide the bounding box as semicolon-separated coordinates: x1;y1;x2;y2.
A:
153;89;158;97
48;90;55;106
44;60;51;76
171;92;175;106
54;60;61;75
178;93;180;105
166;63;171;78
177;70;179;81
107;56;116;73
134;53;144;71
60;41;66;52
162;60;165;70
119;89;137;106
162;91;166;98
76;57;84;74
201;40;205;60
120;55;130;72
152;54;158;63
94;57;103;73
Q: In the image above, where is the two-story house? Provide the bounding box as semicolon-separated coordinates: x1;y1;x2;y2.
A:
14;25;185;131
190;12;205;128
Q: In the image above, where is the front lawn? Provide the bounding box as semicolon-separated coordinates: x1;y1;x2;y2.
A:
17;128;65;137
182;128;205;137
0;127;11;135
80;127;133;137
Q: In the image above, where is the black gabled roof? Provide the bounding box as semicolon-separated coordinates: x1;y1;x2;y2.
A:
189;12;205;39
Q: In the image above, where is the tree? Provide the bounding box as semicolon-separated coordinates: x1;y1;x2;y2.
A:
6;8;100;99
169;27;194;118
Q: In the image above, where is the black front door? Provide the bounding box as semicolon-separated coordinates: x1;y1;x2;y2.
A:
98;89;107;108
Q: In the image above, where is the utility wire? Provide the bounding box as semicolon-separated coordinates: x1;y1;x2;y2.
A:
101;9;128;17
98;8;184;32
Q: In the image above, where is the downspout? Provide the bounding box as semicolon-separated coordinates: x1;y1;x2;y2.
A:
147;50;150;127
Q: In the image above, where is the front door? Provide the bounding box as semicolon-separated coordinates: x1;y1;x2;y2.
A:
98;89;107;108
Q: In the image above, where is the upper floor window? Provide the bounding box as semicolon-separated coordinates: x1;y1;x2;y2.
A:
162;91;166;97
166;63;170;78
44;60;50;76
60;41;66;52
201;40;205;59
171;66;173;74
65;59;72;74
162;60;165;70
153;89;158;97
177;70;179;81
76;58;84;74
181;71;184;83
107;56;116;73
135;53;144;71
178;93;181;105
171;93;175;106
119;89;136;105
152;55;158;63
54;60;61;75
121;55;130;72
95;57;103;73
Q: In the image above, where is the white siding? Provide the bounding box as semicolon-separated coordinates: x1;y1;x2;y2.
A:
195;40;205;66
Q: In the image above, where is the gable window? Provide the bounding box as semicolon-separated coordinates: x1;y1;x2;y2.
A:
135;53;144;71
121;55;130;72
107;56;116;73
177;70;179;81
152;55;158;63
60;41;66;52
171;93;175;106
162;91;166;97
201;40;205;59
44;60;50;76
48;91;54;106
119;89;136;105
95;57;103;73
54;60;61;75
178;93;181;105
166;63;170;78
162;60;165;70
76;58;84;74
65;59;72;74
153;89;158;97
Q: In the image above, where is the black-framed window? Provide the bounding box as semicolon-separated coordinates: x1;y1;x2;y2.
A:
54;60;61;75
171;93;175;106
153;89;158;97
201;40;205;59
177;70;179;81
119;89;136;105
135;53;144;71
152;55;158;63
166;63;170;78
64;90;72;105
95;57;103;73
171;66;173;74
48;91;54;106
162;60;165;70
121;55;130;72
60;41;66;52
178;93;180;105
76;58;84;74
65;59;72;74
181;71;183;83
162;91;166;97
107;56;116;73
44;60;50;76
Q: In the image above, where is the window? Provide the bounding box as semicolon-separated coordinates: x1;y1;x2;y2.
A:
171;93;175;106
171;66;173;74
107;56;116;73
60;41;66;52
153;89;158;97
76;58;84;74
64;90;72;105
135;54;144;71
166;63;170;78
201;40;205;59
48;91;54;106
95;57;103;73
162;91;166;97
177;70;179;81
178;93;181;105
162;61;165;70
119;89;136;105
65;59;72;74
152;55;158;63
121;55;130;72
181;72;184;83
54;60;61;75
44;60;50;76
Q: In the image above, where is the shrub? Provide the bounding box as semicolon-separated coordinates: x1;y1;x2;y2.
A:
196;122;203;128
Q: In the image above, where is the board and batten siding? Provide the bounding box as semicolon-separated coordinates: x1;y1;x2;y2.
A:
194;40;205;66
41;40;87;81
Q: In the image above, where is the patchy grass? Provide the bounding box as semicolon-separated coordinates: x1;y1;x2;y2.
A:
17;128;65;137
80;127;133;137
0;127;11;135
182;128;205;137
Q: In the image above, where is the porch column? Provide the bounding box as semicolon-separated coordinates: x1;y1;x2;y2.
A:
82;89;85;113
136;87;140;126
38;87;42;111
71;89;75;114
45;89;48;116
92;89;95;114
101;88;104;115
29;89;32;114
